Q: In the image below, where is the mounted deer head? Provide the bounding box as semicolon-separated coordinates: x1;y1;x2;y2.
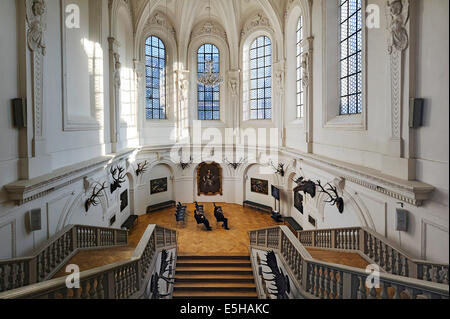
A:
292;176;317;198
110;166;126;193
179;156;193;170
270;161;285;177
316;181;344;214
136;161;149;176
225;157;245;170
85;182;107;212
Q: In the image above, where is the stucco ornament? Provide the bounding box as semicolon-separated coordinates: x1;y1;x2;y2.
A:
27;0;47;55
387;0;410;54
114;53;122;89
301;52;309;88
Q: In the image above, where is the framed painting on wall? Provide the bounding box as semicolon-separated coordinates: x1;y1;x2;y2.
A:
150;177;168;195
308;215;316;227
197;162;222;196
251;178;269;195
294;192;304;214
120;189;128;212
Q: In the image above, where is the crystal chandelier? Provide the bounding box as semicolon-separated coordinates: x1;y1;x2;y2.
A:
197;0;223;88
198;59;223;88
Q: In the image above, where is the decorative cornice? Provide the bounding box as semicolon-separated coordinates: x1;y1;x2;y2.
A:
5;149;136;205
191;21;227;42
241;13;274;38
282;148;434;207
146;11;175;35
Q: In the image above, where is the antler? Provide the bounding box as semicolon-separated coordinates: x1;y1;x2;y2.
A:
316;181;335;203
316;181;344;213
110;165;126;193
136;161;149;176
85;182;107;212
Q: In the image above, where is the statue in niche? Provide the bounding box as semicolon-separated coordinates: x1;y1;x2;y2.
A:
113;53;121;89
229;80;238;97
27;0;47;55
301;52;309;88
387;0;410;54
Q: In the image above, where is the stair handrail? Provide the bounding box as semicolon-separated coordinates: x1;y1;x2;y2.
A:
0;225;177;299
249;226;449;299
0;224;128;293
296;226;449;284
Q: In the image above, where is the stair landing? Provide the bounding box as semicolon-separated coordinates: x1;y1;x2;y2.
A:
306;248;370;270
173;255;258;299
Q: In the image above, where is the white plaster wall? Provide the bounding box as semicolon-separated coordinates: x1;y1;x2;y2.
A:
0;0;20;203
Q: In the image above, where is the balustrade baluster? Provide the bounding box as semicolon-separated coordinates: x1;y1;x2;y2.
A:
385;247;392;273
16;263;24;288
357;276;367;299
324;268;330;299
393;285;402;299
403;258;409;277
379;243;385;269
373;238;378;263
97;275;105;299
51;243;57;268
308;264;314;294
330;270;336;299
89;278;98;299
60;288;68;299
368;287;377;299
397;253;403;276
319;266;325;299
0;265;5;292
80;281;89;299
380;282;389;299
8;264;15;290
336;271;344;299
315;265;320;297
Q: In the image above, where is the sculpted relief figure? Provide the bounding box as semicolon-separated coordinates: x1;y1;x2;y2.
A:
387;0;410;54
301;52;309;88
27;0;47;55
114;53;122;89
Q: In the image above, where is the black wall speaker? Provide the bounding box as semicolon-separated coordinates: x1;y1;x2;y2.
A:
409;98;424;128
27;209;42;232
395;209;409;232
11;98;27;128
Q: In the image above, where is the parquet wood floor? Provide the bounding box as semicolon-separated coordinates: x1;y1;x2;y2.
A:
140;202;279;256
306;248;370;270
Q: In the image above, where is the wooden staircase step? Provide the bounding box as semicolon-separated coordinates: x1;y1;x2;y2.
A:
176;267;253;274
174;282;256;289
175;274;255;283
177;255;250;260
177;261;251;267
172;291;258;299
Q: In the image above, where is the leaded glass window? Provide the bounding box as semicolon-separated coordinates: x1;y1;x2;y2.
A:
339;0;362;115
297;17;304;118
250;36;272;120
197;44;220;120
145;36;166;119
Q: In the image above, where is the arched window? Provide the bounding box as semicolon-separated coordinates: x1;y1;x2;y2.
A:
197;44;220;120
250;36;272;120
145;36;166;119
296;16;304;119
339;0;362;115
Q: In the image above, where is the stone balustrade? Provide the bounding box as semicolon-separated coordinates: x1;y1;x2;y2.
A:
0;225;176;299
296;227;449;285
249;226;449;299
0;225;128;294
